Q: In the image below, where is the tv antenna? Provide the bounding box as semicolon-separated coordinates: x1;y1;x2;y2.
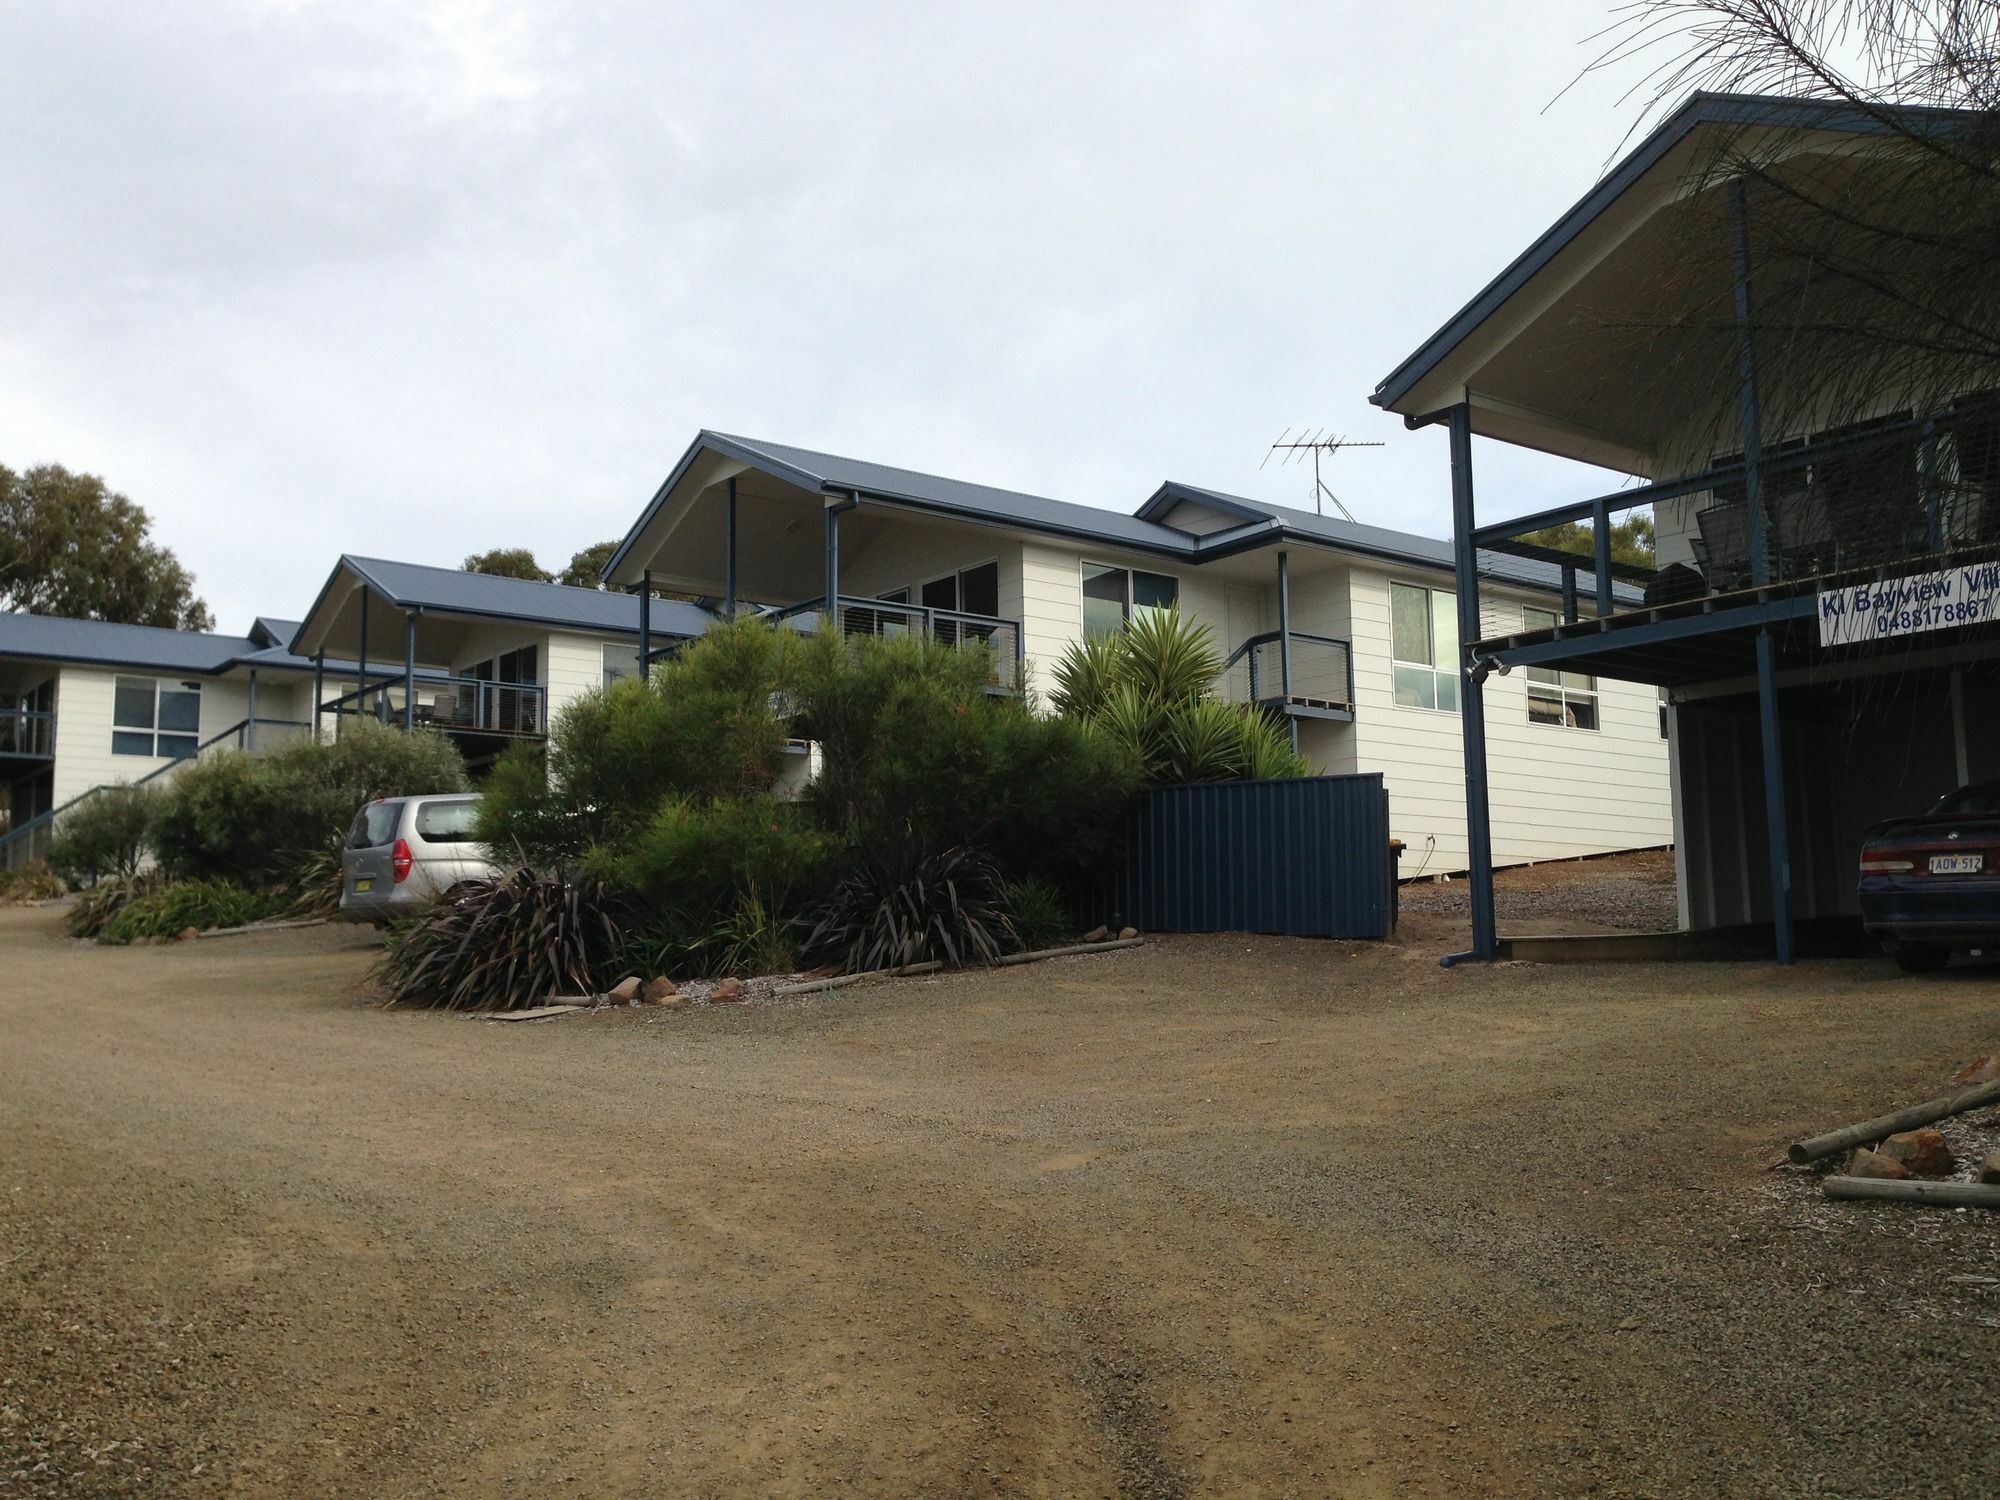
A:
1261;429;1383;521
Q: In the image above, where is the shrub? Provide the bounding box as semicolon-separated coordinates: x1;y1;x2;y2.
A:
791;629;1141;888
801;845;1015;974
1052;607;1309;784
0;861;66;905
375;868;628;1009
152;721;470;886
99;878;279;944
588;798;836;978
478;618;792;866
48;783;155;884
1002;878;1072;953
67;871;163;937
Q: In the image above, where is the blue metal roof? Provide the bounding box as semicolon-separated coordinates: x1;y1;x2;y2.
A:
290;556;715;657
0;613;272;675
1370;92;1974;415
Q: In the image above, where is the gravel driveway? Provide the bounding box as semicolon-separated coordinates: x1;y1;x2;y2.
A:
2;900;1996;1498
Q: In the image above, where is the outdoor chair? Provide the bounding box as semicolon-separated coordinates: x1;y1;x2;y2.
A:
1695;503;1755;593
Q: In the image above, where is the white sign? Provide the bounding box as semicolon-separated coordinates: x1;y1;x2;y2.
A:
1817;562;2000;647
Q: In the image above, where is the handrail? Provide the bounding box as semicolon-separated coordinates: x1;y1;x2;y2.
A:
0;716;312;863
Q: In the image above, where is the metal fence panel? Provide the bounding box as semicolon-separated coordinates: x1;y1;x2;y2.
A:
1112;773;1391;939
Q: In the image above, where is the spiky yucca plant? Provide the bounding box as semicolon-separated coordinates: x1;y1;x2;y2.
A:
375;868;628;1010
1052;608;1309;785
800;845;1014;975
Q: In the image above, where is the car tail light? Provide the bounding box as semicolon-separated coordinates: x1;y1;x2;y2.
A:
391;838;414;884
1858;852;1914;874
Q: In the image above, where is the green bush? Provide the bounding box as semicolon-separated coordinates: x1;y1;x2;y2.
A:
1003;879;1072;953
0;861;67;905
1052;607;1308;784
589;797;835;978
479;617;792;866
152;721;470;886
47;784;155;885
801;845;1015;974
67;871;162;937
790;629;1140;888
99;879;279;944
375;868;628;1009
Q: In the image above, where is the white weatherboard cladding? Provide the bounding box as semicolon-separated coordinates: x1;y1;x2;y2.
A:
1345;563;1672;875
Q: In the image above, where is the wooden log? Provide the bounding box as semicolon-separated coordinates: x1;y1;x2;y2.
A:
1787;1079;2000;1165
1822;1176;2000;1209
994;937;1145;966
772;961;944;997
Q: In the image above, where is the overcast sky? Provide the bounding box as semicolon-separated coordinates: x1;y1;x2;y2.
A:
1;1;1651;631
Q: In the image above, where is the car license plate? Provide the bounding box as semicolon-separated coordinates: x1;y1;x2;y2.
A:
1929;853;1983;875
353;877;374;892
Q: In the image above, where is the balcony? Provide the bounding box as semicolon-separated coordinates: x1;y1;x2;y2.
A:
0;708;54;763
766;597;1025;694
1471;403;2000;676
1220;632;1354;720
321;676;547;739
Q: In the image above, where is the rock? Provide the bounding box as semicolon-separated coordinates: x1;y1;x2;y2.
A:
1952;1054;2000;1085
1847;1147;1913;1180
1978;1152;2000;1186
1081;926;1111;944
708;977;748;1004
606;975;642;1004
1118;926;1138;941
175;927;200;942
641;977;680;1006
1879;1127;1955;1177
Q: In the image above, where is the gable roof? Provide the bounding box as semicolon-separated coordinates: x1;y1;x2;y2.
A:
291;555;715;656
1370;91;1975;417
0;613;272;676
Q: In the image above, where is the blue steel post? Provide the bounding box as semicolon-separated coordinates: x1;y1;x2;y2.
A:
358;590;373;722
1730;174;1793;962
639;570;652;682
1446;403;1497;962
246;670;259;752
1277;550;1298;754
824;498;844;623
1591;498;1614;617
1729;178;1771;587
402;612;417;733
1921;423;1943;551
312;653;324;740
725;476;738;617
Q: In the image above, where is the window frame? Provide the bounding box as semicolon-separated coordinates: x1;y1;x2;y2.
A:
1079;560;1181;638
912;559;1003;619
111;675;202;760
1521;606;1600;731
1388;580;1460;714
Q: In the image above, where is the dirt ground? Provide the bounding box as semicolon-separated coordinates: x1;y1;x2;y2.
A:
1399;848;1681;934
3;890;1998;1499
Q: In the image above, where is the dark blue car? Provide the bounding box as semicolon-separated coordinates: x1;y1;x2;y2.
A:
1859;781;2000;973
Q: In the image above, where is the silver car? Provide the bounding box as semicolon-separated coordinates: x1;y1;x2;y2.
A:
338;794;499;924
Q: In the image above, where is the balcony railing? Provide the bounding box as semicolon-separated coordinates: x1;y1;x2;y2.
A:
1473;401;2000;636
322;676;547;737
769;597;1025;694
1220;632;1355;717
0;708;55;759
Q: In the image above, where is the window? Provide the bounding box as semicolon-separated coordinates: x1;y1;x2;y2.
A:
603;643;640;688
1389;583;1459;712
918;561;1000;617
1522;608;1599;730
414;799;480;844
1658;686;1670;740
1082;563;1179;637
346;801;401;850
112;676;200;758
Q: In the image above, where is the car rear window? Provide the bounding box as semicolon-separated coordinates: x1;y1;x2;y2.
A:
346;801;403;849
1931;783;2000;817
414;799;481;844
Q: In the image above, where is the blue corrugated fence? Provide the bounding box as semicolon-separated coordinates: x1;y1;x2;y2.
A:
1108;774;1393;940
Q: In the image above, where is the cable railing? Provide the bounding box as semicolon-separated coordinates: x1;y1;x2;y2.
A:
769;597;1025;694
0;708;55;759
0;716;310;871
1219;632;1355;715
